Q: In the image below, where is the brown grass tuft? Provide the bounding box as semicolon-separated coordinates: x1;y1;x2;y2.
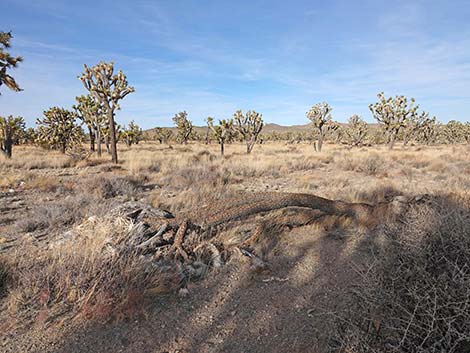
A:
5;216;179;325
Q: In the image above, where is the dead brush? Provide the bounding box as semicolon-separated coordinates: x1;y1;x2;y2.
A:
5;217;179;325
161;163;231;191
325;193;470;352
78;175;145;199
336;153;386;176
14;194;94;233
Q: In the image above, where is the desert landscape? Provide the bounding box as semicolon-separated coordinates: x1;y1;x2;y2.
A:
2;1;470;352
1;139;470;352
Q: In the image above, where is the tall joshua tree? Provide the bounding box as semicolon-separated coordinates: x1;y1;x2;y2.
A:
0;115;25;158
233;110;264;154
207;117;235;156
369;92;418;150
173;111;193;144
36;107;82;153
306;102;333;152
73;95;105;155
0;31;22;94
79;62;134;163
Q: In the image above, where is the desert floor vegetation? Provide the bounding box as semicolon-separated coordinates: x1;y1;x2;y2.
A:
1;141;469;353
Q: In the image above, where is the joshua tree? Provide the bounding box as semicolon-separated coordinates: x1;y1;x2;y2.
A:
20;127;36;145
121;120;142;147
327;121;343;144
154;127;173;145
73;95;105;155
414;114;438;145
369;92;418;150
206;117;235;156
443;120;465;144
79;62;134;163
464;122;470;145
36;107;82;153
402;110;433;146
173;111;193;144
233;110;263;154
306;102;333;152
204;118;212;144
0;115;25;158
345;114;368;147
0;31;22;94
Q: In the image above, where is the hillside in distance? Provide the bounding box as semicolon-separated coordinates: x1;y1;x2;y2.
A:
145;122;380;135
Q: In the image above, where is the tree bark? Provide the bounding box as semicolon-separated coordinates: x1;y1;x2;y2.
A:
246;138;255;154
108;111;118;163
95;127;102;157
316;134;323;152
220;142;224;156
2;131;12;158
105;135;110;154
388;132;396;150
88;126;95;152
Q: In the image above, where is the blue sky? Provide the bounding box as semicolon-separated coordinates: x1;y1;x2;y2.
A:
1;0;469;128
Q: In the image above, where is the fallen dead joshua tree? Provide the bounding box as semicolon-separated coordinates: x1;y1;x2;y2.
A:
101;191;416;286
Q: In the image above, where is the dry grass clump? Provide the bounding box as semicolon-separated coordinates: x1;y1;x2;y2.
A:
78;175;145;200
74;157;109;168
0;147;75;170
327;193;470;352
337;153;386;176
14;194;94;233
26;175;71;193
5;217;177;325
126;154;162;174
161;163;230;190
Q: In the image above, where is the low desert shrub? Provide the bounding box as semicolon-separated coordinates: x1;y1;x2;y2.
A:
358;155;382;176
6;217;178;324
79;175;144;199
327;194;470;352
14;194;95;233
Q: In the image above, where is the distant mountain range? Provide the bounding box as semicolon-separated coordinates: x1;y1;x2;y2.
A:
146;122;379;134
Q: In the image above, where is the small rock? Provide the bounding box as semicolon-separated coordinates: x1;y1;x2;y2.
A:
178;288;189;297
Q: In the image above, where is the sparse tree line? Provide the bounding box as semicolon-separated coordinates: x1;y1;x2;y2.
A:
261;97;470;150
1;31;470;161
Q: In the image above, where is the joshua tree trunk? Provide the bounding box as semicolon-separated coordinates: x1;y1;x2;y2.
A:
60;142;66;154
1;132;12;158
246;138;255;154
220;141;225;156
88;126;95;152
316;133;323;152
388;132;396;150
108;111;118;163
95;127;102;157
403;137;409;146
105;135;110;154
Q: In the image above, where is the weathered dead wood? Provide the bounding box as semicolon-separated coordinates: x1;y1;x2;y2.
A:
172;192;384;230
111;192;411;280
136;223;168;250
